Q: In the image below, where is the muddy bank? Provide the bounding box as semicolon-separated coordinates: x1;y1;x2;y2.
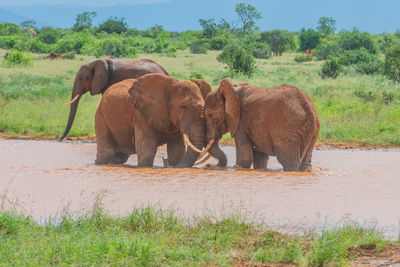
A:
1;138;400;238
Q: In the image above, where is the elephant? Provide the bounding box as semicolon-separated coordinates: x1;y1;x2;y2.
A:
60;58;169;141
204;78;320;171
94;73;225;168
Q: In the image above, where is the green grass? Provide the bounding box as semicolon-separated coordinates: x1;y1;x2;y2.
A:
0;48;399;145
0;206;392;266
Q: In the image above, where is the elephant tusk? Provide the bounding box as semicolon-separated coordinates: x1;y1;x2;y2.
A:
197;138;214;160
64;94;80;106
183;133;202;153
194;153;217;166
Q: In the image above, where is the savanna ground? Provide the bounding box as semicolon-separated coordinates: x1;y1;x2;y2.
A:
1;49;400;265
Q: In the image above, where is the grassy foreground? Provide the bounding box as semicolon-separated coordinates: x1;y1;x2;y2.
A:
0;48;399;146
0;206;396;266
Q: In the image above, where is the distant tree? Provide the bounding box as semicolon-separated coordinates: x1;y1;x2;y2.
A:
317;17;336;37
0;22;20;36
338;29;376;54
299;28;321;51
38;26;60;44
143;25;164;39
217;18;232;32
73;11;97;32
395;29;400;39
199;18;217;39
98;16;128;34
21;20;36;29
260;30;294;56
235;2;261;33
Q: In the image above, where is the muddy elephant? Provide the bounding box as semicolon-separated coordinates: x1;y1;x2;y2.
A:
94;74;225;168
60;58;169;141
204;78;320;171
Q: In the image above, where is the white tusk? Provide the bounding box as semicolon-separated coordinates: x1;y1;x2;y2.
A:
64;94;80;105
183;133;202;153
197;138;214;160
194;154;212;166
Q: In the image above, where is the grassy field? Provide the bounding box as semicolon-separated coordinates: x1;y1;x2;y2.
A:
0;206;396;266
0;48;399;145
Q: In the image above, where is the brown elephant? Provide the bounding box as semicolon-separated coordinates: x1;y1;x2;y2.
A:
94;74;223;168
204;78;320;171
60;58;169;141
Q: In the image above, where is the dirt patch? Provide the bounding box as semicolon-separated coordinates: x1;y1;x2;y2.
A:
0;133;96;142
349;244;400;266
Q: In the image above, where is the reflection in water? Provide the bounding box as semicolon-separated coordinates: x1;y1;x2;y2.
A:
0;139;400;237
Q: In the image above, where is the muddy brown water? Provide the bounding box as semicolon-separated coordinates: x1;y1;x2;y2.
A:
1;139;400;237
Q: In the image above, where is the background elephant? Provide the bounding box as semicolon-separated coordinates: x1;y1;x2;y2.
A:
95;74;220;168
60;58;169;141
204;78;320;171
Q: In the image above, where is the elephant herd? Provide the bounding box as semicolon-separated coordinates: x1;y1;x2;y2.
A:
60;58;319;171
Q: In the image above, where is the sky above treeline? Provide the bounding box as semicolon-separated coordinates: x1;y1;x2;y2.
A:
0;0;399;33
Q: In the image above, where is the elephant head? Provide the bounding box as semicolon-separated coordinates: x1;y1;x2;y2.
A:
60;60;109;141
129;74;212;168
190;78;228;167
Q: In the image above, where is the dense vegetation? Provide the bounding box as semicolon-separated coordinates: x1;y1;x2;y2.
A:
0;206;393;266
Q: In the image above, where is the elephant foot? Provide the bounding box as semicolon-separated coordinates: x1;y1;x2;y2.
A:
233;164;250;171
203;164;227;170
108;152;129;165
163;157;169;168
299;164;312;172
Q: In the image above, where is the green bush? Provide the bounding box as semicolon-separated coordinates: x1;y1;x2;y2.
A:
97;38;137;58
62;51;76;59
355;59;383;75
252;42;271;59
339;48;375;66
299;28;321;51
384;44;400;82
189;72;204;79
260;30;294;56
3;49;33;65
217;42;256;76
320;56;342;79
314;39;341;60
294;54;313;62
190;39;208;54
337;29;377;54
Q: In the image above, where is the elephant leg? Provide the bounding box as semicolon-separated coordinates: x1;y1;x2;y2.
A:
95;111;116;165
234;126;253;169
167;135;185;166
275;143;301;172
109;152;129;165
135;137;158;167
299;134;318;171
253;151;268;169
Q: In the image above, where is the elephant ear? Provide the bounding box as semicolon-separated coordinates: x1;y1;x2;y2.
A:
129;74;172;133
90;60;109;95
190;78;212;100
218;78;241;136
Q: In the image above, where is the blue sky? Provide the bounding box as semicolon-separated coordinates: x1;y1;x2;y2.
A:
1;0;399;33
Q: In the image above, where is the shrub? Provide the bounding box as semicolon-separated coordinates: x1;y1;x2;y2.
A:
4;49;33;65
355;59;383;75
189;72;203;79
209;34;231;50
98;38;137;58
217;42;256;76
299;28;321;51
252;42;271;59
260;30;294;56
339;48;376;66
63;51;76;59
320;56;342;79
314;39;342;60
337;29;377;54
384;44;400;82
190;39;208;54
294;54;313;62
98;16;128;34
353;90;376;102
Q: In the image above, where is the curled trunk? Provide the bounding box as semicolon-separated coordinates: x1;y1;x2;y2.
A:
176;130;204;168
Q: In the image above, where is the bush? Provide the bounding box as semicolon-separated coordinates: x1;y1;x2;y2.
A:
217;42;256;76
355;59;383;75
260;30;294;56
320;56;342;79
190;39;208;54
294;54;313;62
98;38;137;58
337;29;377;54
339;48;376;66
63;51;76;59
299;28;321;51
4;49;33;65
314;39;341;60
384;44;400;82
252;42;271;59
209;34;231;50
189;72;203;79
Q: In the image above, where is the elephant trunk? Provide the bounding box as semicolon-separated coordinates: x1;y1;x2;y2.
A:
208;140;227;167
176;128;204;168
59;85;82;141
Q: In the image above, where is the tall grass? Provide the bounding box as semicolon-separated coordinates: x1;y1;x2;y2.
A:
0;206;391;266
0;48;399;144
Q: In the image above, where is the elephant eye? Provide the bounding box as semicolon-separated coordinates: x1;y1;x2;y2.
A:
208;113;212;118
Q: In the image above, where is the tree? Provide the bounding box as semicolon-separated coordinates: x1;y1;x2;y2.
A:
73;11;97;32
0;22;20;36
395;29;400;39
235;2;261;33
199;18;217;39
21;20;36;29
98;16;128;34
260;30;294;56
299;28;321;51
38;26;60;44
317;17;336;37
